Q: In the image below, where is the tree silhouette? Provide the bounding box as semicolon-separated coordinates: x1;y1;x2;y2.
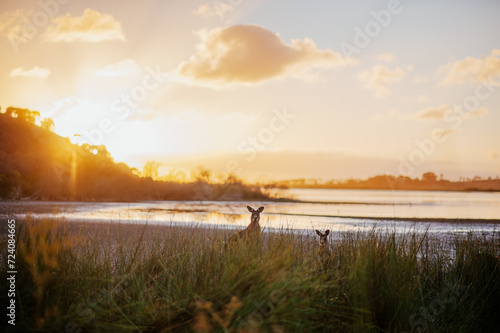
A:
40;118;55;132
6;107;40;124
422;172;437;182
142;161;161;180
194;165;212;183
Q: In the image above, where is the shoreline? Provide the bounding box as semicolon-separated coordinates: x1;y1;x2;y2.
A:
3;211;500;226
1;215;498;240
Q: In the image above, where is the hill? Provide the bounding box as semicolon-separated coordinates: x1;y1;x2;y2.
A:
0;111;267;201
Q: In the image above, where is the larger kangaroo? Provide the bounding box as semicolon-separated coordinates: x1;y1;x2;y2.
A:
226;206;264;246
315;229;332;269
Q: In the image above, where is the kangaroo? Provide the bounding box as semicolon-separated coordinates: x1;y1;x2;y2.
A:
225;206;264;247
315;229;331;268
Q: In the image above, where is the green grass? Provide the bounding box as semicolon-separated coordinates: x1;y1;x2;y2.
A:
1;218;500;332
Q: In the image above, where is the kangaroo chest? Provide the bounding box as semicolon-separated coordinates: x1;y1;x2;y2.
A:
245;222;260;235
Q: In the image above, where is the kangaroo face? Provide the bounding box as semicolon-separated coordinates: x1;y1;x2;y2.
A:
315;229;330;247
247;206;264;224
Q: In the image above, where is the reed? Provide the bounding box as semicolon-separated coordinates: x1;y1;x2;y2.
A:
1;217;499;332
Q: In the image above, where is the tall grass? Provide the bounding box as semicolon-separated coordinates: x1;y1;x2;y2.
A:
1;218;499;332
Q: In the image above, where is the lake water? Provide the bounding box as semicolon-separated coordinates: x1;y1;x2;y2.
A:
1;189;499;237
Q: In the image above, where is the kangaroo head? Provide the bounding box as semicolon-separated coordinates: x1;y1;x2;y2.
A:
247;206;264;224
315;229;330;247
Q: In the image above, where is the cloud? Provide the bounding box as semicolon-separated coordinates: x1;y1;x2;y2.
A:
373;104;488;122
376;53;396;63
463;107;488;119
432;128;455;140
193;3;233;18
94;59;139;77
0;9;36;45
0;9;24;34
357;65;407;98
125;107;160;121
411;105;487;121
439;49;500;85
43;8;125;42
10;66;50;78
413;105;451;121
176;25;356;86
48;96;84;117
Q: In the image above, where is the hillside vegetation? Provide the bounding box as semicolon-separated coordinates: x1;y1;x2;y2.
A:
0;110;266;201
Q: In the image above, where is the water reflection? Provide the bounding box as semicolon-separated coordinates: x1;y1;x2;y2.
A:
1;189;499;238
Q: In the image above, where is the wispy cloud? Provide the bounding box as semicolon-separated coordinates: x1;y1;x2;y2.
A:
432;128;455;140
193;3;233;18
10;66;50;78
176;25;356;86
43;8;125;42
357;65;407;98
373;105;488;122
0;9;25;35
463;107;488;119
412;105;451;121
94;59;139;77
412;105;488;121
439;49;500;85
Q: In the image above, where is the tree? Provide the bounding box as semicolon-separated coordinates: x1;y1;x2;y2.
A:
40;118;55;132
6;107;40;124
422;172;437;182
142;161;161;180
194;165;212;183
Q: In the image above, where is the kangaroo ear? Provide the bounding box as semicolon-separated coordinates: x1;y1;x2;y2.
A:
257;206;264;212
247;206;254;212
325;230;330;236
315;230;322;236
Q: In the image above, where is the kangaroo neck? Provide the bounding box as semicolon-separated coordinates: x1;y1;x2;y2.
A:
248;220;260;229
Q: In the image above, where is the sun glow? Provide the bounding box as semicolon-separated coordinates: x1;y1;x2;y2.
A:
0;1;498;180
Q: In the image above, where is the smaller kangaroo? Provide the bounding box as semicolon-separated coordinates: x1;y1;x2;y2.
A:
225;206;264;246
315;229;331;268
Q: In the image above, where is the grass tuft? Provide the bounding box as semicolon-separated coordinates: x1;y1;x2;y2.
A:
1;218;499;332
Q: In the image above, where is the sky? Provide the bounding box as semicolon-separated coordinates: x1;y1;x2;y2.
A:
0;0;499;181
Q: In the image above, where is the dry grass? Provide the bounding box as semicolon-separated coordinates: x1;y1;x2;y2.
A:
1;217;499;332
